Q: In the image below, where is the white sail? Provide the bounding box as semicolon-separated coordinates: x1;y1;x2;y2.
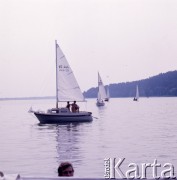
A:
106;86;110;99
98;72;107;99
56;43;85;102
97;91;101;100
135;85;139;100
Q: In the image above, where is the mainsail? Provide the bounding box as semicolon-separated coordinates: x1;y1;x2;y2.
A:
98;72;107;100
56;43;85;102
106;86;110;99
135;85;139;100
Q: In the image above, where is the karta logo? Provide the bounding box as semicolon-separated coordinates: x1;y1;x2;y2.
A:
104;158;176;179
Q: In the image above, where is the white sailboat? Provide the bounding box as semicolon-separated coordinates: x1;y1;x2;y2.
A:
133;85;139;101
31;41;93;123
105;85;110;101
96;72;107;106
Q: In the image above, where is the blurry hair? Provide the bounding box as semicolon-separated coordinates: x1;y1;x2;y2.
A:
0;171;4;177
58;162;74;176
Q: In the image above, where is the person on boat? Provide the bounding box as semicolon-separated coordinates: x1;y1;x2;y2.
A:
71;101;79;112
58;162;74;177
66;101;71;111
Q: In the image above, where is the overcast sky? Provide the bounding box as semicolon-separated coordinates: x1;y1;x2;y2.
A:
1;0;177;98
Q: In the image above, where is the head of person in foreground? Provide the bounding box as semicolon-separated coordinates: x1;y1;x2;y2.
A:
58;162;74;177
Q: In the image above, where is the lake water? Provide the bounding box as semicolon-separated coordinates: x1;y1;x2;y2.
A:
0;97;177;178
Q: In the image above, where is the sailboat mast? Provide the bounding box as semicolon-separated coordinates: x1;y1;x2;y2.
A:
55;40;59;109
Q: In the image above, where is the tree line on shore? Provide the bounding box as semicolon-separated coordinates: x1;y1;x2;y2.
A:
83;70;177;98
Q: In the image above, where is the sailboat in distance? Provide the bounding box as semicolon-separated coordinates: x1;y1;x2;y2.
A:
133;85;139;101
31;41;93;123
105;85;110;102
96;72;107;106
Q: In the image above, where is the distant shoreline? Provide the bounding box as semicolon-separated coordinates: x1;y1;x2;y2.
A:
0;96;177;101
0;96;55;101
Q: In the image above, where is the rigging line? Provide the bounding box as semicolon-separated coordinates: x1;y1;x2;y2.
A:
92;116;99;119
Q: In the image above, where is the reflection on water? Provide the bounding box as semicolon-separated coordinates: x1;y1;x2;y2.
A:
97;106;107;118
36;122;93;177
55;123;81;161
37;123;85;161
